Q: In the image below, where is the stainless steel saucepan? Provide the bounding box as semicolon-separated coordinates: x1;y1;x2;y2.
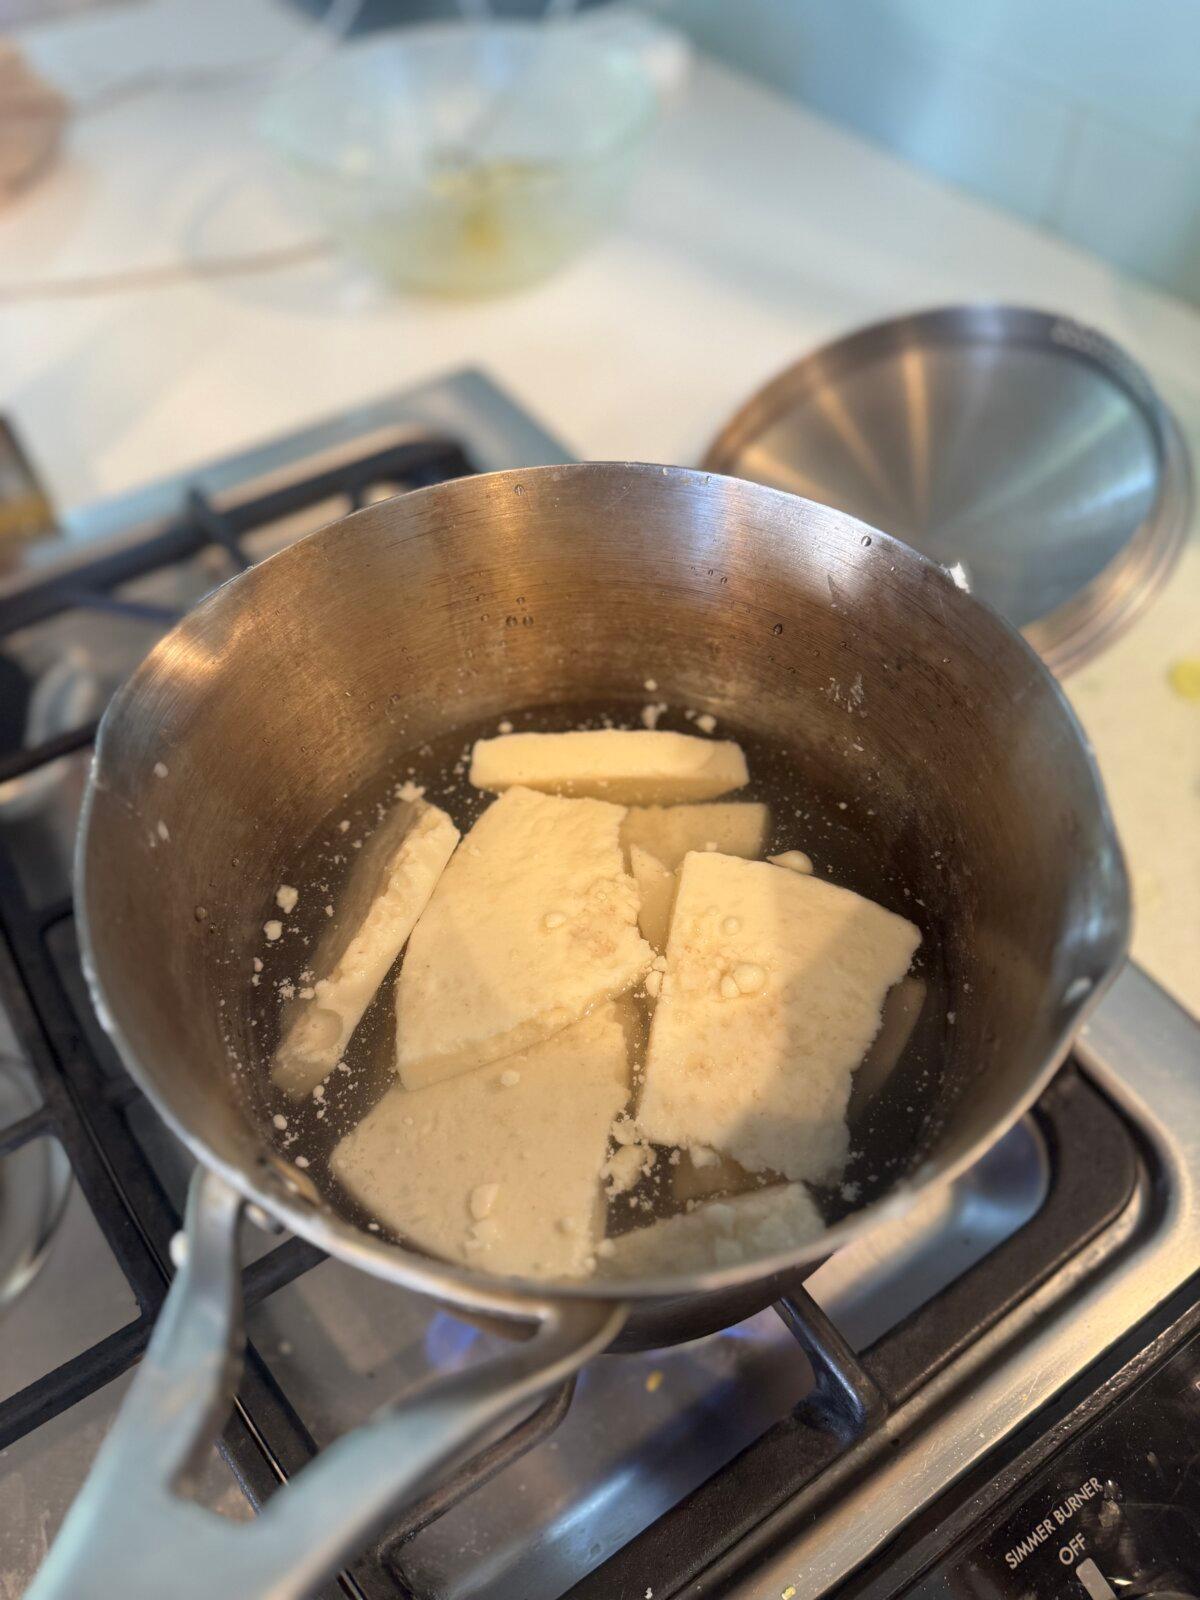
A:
34;464;1128;1599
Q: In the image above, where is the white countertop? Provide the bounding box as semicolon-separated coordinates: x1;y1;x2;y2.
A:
2;1;1197;1014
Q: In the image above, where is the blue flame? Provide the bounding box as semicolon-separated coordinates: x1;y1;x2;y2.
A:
424;1311;484;1369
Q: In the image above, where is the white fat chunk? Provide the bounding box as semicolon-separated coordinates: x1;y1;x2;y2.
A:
332;1005;630;1278
272;802;459;1098
395;787;653;1088
469;730;748;805
598;1183;825;1275
636;853;921;1184
602;1140;656;1196
629;844;676;952
622;802;769;871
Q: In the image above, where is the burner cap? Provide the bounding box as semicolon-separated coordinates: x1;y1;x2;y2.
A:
704;306;1192;674
0;649;102;819
0;1057;71;1313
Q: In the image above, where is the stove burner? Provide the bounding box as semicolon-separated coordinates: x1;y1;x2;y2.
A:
0;648;103;820
0;1054;71;1312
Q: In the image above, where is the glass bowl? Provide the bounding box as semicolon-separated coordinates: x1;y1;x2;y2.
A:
259;22;658;296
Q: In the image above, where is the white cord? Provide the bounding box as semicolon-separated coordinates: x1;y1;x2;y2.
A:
0;240;332;304
0;0;358;301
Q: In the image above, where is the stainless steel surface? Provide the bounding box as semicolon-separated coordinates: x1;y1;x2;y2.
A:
725;962;1200;1598
0;1371;254;1589
77;462;1128;1323
28;1168;622;1600
0;1059;71;1314
703;306;1193;675
1;367;570;597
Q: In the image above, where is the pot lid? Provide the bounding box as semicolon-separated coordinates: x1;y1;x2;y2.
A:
703;306;1193;674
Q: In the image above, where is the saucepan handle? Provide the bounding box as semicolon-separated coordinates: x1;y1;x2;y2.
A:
28;1167;626;1600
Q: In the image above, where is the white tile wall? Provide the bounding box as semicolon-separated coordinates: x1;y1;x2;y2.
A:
645;0;1200;306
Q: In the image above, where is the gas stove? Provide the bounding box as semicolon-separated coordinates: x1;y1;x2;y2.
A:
1;371;1197;1600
